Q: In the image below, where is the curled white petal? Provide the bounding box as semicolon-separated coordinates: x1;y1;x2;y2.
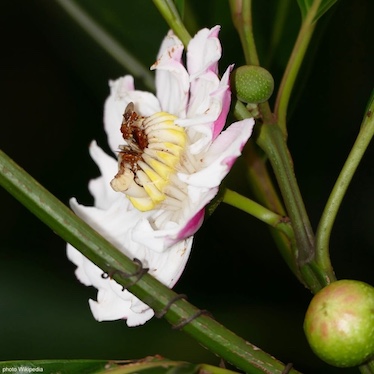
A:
187;25;221;77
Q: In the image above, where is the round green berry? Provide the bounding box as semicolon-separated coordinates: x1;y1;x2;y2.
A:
231;65;274;104
304;279;374;367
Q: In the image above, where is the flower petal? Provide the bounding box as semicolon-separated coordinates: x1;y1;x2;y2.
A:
211;65;233;139
151;31;189;117
178;118;255;187
177;66;233;154
187;25;221;78
133;184;218;247
172;207;205;244
68;245;154;326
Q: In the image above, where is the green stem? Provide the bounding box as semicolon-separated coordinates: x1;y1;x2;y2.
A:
223;188;294;240
233;99;254;120
256;123;328;292
315;96;374;277
229;0;259;66
0;148;302;374
257;124;314;262
274;0;322;137
152;0;191;47
55;0;155;91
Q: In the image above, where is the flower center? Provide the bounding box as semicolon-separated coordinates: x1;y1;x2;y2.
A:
110;102;187;211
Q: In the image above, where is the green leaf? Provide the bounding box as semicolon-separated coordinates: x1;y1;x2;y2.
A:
297;0;339;22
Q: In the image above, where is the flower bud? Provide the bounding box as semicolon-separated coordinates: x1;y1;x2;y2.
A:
232;65;274;104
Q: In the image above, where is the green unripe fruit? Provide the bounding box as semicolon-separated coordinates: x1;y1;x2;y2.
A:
304;279;374;368
231;65;274;104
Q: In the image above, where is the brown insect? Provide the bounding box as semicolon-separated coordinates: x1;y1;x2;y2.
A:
120;102;148;151
118;102;148;172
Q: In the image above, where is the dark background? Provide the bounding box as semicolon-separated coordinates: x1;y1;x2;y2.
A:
0;0;373;373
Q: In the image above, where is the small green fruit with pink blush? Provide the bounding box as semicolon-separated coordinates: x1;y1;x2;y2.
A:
304;279;374;367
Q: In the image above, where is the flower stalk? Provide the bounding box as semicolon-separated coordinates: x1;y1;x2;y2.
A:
222;188;294;242
229;0;259;66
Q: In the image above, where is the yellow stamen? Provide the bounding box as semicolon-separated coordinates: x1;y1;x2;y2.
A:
142;154;174;180
136;170;165;204
129;196;155;212
110;104;187;211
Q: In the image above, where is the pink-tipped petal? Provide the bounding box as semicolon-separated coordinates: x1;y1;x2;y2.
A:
187;25;221;77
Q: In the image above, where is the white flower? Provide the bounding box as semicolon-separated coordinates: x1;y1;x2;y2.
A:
67;25;255;327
